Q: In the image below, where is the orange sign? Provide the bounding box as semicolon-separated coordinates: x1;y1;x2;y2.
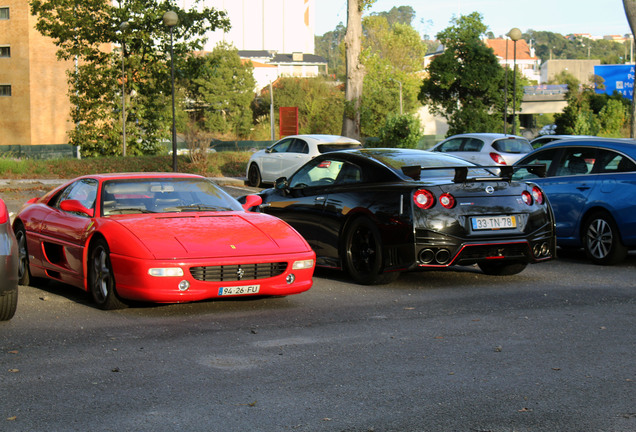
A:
279;107;299;137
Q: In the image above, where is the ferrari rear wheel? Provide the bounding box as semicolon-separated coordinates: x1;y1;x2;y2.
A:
344;217;399;285
247;164;262;188
583;211;627;265
15;224;32;286
89;239;127;310
478;261;527;276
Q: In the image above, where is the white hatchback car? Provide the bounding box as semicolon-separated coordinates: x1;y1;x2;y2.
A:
430;133;533;166
246;134;362;187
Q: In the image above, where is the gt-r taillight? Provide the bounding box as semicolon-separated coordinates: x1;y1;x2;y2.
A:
439;193;456;209
521;190;533;206
414;189;435;209
490;152;506;165
531;186;544;205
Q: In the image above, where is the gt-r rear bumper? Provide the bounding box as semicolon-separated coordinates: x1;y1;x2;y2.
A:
108;250;315;303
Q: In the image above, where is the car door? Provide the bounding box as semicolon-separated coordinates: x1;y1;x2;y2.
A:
262;157;347;264
260;138;294;183
39;178;98;279
530;147;597;240
279;137;311;179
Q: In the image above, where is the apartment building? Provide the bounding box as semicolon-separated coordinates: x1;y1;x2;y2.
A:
0;0;74;146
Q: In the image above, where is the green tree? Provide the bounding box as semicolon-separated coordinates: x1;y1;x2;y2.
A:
182;44;255;138
258;77;344;135
377;113;422;148
315;23;347;80
30;0;229;156
360;15;427;137
419;12;518;135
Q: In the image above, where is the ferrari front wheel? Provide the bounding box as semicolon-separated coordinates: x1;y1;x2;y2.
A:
343;217;399;285
88;239;127;310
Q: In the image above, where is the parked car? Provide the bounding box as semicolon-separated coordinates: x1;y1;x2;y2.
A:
530;135;596;149
246;134;362;187
514;138;636;264
13;173;315;309
0;198;18;321
250;148;555;284
430;133;533;166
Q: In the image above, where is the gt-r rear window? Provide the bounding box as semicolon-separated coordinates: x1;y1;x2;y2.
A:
317;143;363;153
492;138;533;154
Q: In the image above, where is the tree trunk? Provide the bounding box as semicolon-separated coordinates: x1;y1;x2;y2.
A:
341;0;365;140
623;0;636;137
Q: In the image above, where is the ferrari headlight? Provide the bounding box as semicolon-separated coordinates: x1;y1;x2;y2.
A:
292;259;314;270
148;268;184;277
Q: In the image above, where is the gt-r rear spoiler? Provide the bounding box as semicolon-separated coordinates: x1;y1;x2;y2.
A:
401;164;547;183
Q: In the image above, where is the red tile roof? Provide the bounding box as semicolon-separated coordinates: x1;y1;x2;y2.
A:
485;39;538;61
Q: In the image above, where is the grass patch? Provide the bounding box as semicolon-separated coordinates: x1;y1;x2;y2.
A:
0;152;252;179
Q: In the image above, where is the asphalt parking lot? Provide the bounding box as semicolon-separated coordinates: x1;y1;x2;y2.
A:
1;180;634;432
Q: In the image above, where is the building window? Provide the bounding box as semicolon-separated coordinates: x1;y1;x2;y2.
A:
0;46;10;58
0;7;9;20
0;85;11;97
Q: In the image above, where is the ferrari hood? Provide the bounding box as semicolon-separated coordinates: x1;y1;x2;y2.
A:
113;212;308;259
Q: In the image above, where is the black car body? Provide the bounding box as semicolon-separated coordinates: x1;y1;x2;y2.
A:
255;149;556;284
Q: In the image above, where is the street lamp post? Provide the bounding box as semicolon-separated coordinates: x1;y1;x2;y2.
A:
508;27;522;136
163;10;179;172
503;37;509;134
120;21;130;156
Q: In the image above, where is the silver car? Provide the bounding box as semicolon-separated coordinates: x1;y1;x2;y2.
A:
430;133;533;166
0;198;18;321
246;134;362;187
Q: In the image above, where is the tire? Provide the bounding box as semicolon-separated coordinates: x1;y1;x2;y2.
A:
247;164;262;188
15;224;32;286
478;261;528;276
343;217;399;285
0;290;17;321
582;211;627;265
88;239;127;310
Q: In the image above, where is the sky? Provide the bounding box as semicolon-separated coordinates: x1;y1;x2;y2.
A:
314;0;632;39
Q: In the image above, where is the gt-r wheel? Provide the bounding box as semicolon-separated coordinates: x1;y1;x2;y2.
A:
344;217;399;285
583;211;627;265
15;224;32;286
478;261;527;276
88;239;127;310
247;164;262;188
0;290;17;321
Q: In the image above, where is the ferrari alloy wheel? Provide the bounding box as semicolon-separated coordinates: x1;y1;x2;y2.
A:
344;217;399;285
583;211;627;265
478;261;527;276
247;164;262;188
89;239;126;310
15;224;31;286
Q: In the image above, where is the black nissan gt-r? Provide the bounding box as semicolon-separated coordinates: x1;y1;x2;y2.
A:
253;148;555;284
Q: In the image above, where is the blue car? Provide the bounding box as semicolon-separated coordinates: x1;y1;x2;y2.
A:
514;138;636;265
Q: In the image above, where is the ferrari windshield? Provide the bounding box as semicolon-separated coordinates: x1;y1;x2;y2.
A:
101;178;243;215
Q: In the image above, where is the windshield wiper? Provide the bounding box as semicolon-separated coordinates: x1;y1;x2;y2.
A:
173;204;232;212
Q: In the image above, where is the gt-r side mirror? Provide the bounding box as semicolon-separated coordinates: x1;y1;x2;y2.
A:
242;194;263;211
274;177;289;191
60;199;94;217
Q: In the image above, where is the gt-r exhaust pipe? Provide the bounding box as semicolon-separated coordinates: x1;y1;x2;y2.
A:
419;249;435;264
435;249;451;264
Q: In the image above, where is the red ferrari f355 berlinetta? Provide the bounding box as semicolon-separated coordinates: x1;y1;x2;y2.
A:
13;173;315;309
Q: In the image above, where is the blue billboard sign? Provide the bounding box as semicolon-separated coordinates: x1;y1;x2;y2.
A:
594;65;634;100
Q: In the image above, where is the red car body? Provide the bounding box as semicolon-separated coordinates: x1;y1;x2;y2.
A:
13;173;315;309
